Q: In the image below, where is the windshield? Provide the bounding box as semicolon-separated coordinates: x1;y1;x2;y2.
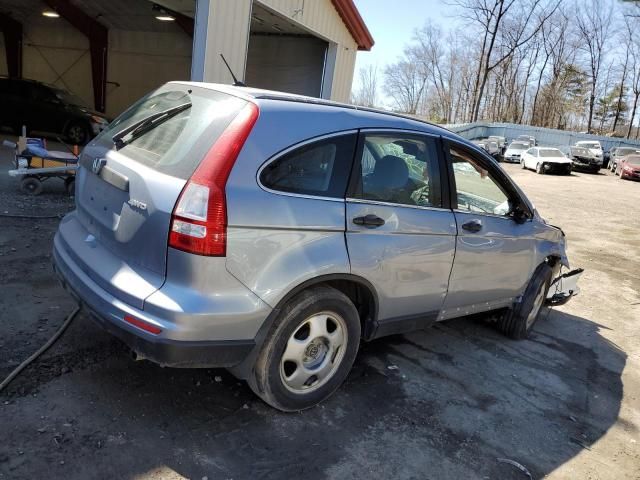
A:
539;149;563;158
579;142;601;149
509;143;527;150
618;148;638;156
627;157;640;166
53;88;88;108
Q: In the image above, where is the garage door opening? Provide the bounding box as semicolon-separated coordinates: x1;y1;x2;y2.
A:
246;3;330;98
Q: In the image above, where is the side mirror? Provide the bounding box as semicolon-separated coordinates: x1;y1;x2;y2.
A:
511;203;530;224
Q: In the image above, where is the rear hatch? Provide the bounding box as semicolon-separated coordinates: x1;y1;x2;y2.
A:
63;83;248;308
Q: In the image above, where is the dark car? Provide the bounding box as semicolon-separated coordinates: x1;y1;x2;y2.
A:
0;78;109;144
609;147;640;173
615;154;640;181
568;146;602;173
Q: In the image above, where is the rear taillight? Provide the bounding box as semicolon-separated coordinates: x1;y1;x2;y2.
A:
169;102;259;256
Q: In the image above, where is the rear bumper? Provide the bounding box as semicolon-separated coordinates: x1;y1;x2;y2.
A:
53;231;266;368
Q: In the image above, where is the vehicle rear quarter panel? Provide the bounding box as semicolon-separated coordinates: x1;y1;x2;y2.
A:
225;101;361;308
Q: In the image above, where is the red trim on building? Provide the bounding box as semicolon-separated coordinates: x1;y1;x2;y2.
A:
331;0;374;51
0;13;23;78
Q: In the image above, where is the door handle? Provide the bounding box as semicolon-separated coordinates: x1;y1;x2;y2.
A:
461;219;482;232
353;214;385;228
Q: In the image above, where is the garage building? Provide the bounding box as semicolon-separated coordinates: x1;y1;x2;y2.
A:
0;0;373;118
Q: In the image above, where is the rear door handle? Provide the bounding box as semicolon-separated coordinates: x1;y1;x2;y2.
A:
353;214;385;228
461;219;482;232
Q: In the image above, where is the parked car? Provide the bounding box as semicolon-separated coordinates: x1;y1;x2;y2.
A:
488;135;506;151
574;140;603;164
609;147;640;172
472;140;488;151
0;77;109;145
52;82;579;411
567;146;602;173
516;135;535;147
521;147;572;174
503;141;530;163
614;154;640;180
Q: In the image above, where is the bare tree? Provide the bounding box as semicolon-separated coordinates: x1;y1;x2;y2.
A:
351;65;379;108
448;0;560;121
575;0;613;133
383;57;427;114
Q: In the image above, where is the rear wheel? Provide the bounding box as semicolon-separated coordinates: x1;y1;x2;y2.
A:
498;263;552;340
20;176;43;195
248;286;360;411
536;163;544;174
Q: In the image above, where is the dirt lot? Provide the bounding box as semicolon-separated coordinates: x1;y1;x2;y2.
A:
0;140;638;480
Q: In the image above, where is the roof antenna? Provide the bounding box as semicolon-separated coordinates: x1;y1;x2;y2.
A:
220;54;246;87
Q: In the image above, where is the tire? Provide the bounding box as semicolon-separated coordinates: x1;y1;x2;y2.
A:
66;122;89;145
498;263;553;340
520;159;526;169
536;163;544;174
248;286;361;411
20;177;43;196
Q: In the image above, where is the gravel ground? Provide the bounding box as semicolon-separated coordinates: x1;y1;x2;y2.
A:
0;138;638;480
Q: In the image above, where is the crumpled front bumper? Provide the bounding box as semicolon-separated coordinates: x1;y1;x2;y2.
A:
545;268;583;306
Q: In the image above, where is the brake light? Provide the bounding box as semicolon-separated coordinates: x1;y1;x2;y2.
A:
169;102;259;256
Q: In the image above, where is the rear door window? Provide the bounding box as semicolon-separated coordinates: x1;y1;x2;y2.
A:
351;133;442;208
94;86;247;180
260;134;357;198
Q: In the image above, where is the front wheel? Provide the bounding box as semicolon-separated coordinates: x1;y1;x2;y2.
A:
520;159;526;169
249;286;361;411
66;122;89;145
536;163;544;174
498;263;552;340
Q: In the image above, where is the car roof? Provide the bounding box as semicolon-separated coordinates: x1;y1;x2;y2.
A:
173;81;460;139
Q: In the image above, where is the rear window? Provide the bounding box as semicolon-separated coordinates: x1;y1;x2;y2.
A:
260;134;357;198
509;143;527;150
95;85;247;179
539;149;563;158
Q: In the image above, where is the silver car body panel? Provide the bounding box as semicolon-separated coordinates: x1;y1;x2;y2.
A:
52;82;577;368
345;201;456;320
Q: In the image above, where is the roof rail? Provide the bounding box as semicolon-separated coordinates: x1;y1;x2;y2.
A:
253;94;443;130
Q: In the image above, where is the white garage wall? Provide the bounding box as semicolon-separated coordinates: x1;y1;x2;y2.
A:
22;20;93;109
15;16;191;118
108;30;191;117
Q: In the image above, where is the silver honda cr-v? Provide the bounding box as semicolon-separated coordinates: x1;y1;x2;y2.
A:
53;82;581;411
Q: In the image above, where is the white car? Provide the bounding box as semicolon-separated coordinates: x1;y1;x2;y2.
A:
575;140;603;161
521;147;572;175
503;141;529;163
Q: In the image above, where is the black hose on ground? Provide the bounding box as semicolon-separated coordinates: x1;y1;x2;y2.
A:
0;305;81;393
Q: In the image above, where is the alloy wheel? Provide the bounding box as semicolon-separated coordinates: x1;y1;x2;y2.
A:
279;312;347;394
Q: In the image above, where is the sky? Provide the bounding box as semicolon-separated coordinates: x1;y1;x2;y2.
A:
352;0;462;104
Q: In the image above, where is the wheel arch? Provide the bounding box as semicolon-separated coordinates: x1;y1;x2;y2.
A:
228;273;380;380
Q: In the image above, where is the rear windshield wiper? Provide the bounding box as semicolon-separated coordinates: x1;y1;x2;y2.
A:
112;103;192;150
